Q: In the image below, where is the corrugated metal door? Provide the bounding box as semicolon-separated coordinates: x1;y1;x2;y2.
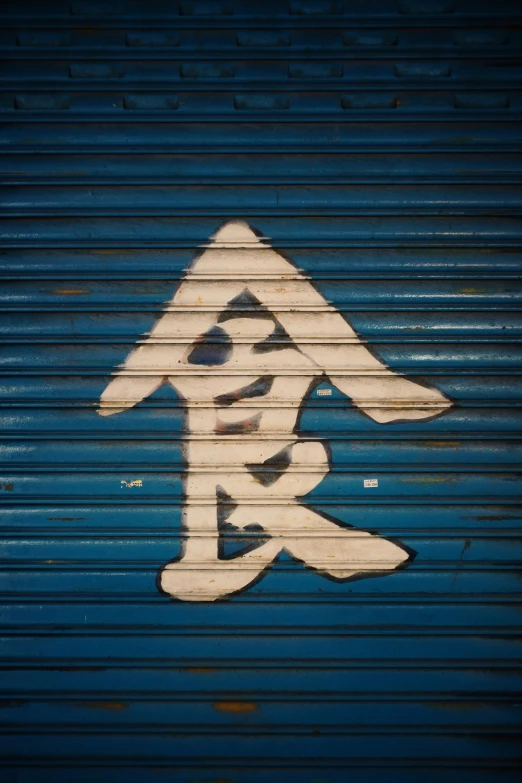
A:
1;1;521;780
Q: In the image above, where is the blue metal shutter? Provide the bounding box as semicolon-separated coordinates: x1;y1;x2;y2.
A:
1;1;521;780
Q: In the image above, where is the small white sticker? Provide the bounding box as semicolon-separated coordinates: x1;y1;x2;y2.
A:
317;389;332;396
364;479;378;488
121;479;143;488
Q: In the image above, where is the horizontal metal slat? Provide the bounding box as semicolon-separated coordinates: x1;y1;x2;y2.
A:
2;121;521;150
0;470;519;500
0;0;520;22
0;29;520;58
2;344;521;372
2;152;521;181
3;311;521;340
0;375;518;403
0;247;520;275
1;438;521;467
1;407;521;434
3;697;522;729
3;599;522;627
2;216;522;247
0;277;520;303
2;502;521;531
1;630;521;660
0;730;520;762
0;766;518;783
3;183;522;212
3;567;522;599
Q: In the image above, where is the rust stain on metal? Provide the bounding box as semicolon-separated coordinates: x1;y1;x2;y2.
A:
416;440;461;448
187;666;217;674
0;700;26;709
96;249;133;255
463;515;520;521
213;701;258;714
51;289;91;295
426;701;485;711
399;476;458;484
75;701;128;711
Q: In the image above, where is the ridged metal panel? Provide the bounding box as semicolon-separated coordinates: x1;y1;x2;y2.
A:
0;1;521;780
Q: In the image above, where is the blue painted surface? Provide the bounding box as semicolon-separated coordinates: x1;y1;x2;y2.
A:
0;1;521;780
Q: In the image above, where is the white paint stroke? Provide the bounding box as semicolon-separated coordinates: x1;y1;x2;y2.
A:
98;220;451;601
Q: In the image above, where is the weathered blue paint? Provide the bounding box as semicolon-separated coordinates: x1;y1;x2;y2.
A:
0;0;521;779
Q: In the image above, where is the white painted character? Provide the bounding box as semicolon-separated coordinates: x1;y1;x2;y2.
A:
98;221;451;601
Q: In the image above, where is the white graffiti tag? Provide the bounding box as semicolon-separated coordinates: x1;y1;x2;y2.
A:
98;221;451;601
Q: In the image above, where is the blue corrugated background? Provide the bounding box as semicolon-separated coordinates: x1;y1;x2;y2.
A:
0;1;521;780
